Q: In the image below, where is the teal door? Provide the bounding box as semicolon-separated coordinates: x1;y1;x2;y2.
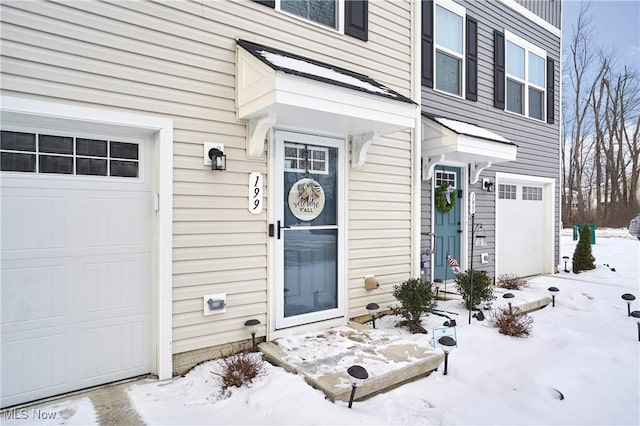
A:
434;167;461;281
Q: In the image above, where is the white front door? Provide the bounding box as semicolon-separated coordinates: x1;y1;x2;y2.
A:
273;131;345;330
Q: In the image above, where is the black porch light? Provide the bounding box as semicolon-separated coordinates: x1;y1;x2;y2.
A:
438;336;456;375
631;311;640;342
365;302;380;329
548;287;559;307
621;294;636;316
244;318;261;350
347;365;369;408
208;147;226;171
503;292;515;313
562;256;570;273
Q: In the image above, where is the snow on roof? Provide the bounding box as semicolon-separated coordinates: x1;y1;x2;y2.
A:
431;116;512;144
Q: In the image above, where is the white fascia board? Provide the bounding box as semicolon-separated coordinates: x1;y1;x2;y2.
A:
457;135;517;162
497;0;561;38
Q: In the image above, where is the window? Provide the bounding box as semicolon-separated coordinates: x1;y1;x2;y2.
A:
279;0;339;30
505;31;546;120
435;170;457;188
0;130;139;178
284;143;329;174
522;186;542;201
434;1;465;96
499;184;516;199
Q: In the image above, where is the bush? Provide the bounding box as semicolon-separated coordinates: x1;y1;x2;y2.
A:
497;273;528;290
454;269;495;309
572;224;595;272
212;347;265;395
392;278;436;327
488;307;533;337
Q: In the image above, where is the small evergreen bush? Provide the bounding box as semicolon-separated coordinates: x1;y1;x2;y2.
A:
212;346;264;396
497;273;528;290
489;307;533;337
392;278;436;327
572;224;595;273
454;269;495;309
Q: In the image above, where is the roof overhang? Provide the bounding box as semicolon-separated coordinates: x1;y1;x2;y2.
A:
421;114;518;182
236;40;416;167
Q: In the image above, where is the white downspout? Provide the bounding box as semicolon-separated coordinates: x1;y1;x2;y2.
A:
411;0;422;278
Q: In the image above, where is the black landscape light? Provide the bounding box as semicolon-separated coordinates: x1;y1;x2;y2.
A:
347;365;369;408
438;336;456;375
503;292;515;313
621;294;636;316
562;256;570;273
631;311;640;342
244;319;261;350
548;287;559;308
365;302;380;329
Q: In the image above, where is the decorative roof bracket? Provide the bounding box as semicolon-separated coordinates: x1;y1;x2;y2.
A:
470;161;492;184
422;155;445;181
247;113;277;159
350;131;380;168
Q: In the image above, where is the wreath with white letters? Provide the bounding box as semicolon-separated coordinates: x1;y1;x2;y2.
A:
436;182;456;213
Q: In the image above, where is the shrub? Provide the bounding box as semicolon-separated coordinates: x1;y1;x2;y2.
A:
488;307;533;337
572;225;595;272
212;347;265;395
454;269;495;309
392;278;436;327
497;273;528;290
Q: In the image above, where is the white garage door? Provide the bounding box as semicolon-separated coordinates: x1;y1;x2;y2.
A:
1;130;152;408
496;181;547;277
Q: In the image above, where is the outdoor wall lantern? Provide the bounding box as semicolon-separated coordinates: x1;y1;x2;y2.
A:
475;233;486;247
562;256;570;273
621;294;636;316
244;318;261;350
438;336;456;375
548;287;559;307
482;178;494;192
503;292;515;313
208;147;226;171
630;311;640;342
347;365;369;408
365;302;380;329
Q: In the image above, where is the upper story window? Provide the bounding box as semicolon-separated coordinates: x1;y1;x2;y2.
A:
505;31;546;121
434;1;465;97
279;0;340;31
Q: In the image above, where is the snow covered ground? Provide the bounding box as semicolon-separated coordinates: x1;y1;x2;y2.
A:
6;229;639;425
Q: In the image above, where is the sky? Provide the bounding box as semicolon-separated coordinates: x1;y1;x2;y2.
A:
562;0;640;69
7;229;639;425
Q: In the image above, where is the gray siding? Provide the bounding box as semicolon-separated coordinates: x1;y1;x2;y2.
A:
421;0;561;278
516;0;562;29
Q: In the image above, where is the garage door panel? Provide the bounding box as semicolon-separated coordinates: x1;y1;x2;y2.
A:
1;194;66;252
84;257;149;315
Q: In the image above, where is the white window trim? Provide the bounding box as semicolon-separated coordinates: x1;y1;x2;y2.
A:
504;30;547;121
433;0;466;99
275;0;344;34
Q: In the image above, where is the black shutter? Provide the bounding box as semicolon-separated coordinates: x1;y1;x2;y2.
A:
493;30;505;109
546;57;555;124
422;0;434;88
465;16;478;101
345;0;368;41
252;0;274;8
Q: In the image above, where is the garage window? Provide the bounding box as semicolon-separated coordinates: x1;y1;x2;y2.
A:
499;184;516;199
0;130;139;178
522;186;542;200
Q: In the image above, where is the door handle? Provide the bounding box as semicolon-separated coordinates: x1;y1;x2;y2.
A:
277;220;290;239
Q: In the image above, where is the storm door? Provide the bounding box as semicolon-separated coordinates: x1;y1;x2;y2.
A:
273;131;345;329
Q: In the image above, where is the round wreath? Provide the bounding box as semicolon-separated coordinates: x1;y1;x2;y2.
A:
436;182;456;213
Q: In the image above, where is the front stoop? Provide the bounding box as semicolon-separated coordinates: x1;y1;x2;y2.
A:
259;324;444;402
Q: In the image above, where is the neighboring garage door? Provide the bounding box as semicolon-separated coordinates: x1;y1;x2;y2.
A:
496;180;549;277
1;130;152;408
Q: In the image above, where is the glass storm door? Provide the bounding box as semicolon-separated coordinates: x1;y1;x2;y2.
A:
434;166;462;281
274;131;345;330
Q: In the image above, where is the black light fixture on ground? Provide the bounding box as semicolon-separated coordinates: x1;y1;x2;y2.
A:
365;302;380;329
548;287;559;307
438;336;456;375
346;365;369;408
244;318;260;350
503;292;515;313
621;294;636;316
562;256;570;273
630;311;640;342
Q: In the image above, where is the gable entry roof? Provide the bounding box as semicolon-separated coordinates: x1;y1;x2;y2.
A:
421;113;518;183
236;39;416;167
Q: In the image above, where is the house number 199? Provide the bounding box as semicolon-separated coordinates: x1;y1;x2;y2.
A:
249;172;263;214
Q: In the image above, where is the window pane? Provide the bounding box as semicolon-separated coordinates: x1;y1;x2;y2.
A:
77;138;107;157
1;152;36;172
40;135;74;154
39;155;73;174
77;158;108;176
435;51;461;95
529;87;544;120
110;141;138;160
529;52;545;87
506;41;525;79
282;0;308;18
309;0;335;28
436;5;463;54
1;131;36;151
506;79;523;114
110;160;138;177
